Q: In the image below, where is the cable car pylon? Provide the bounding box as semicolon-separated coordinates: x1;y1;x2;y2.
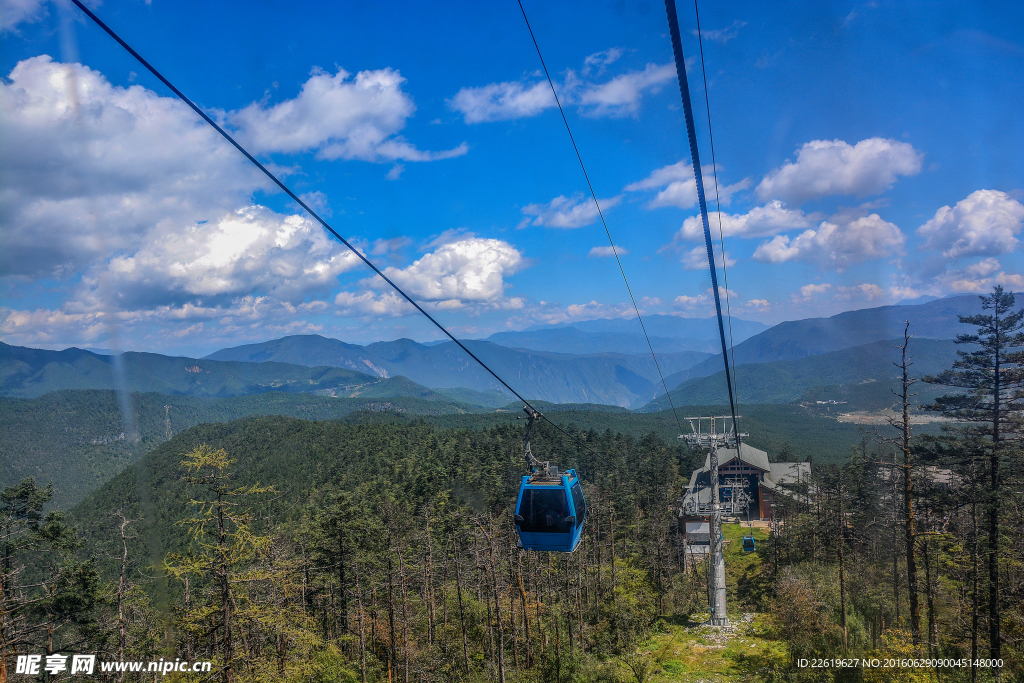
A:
665;0;746;626
682;418;747;626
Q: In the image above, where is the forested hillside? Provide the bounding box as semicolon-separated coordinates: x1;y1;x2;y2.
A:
1;390;871;510
0;390;484;508
4;412;1021;682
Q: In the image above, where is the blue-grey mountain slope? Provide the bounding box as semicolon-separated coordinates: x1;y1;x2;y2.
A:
641;337;964;412
207;335;713;407
674;295;980;383
0;342;443;400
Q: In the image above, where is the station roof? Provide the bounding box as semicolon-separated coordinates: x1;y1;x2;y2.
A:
701;443;771;473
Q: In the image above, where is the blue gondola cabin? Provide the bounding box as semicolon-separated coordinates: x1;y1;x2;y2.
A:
514;467;586;552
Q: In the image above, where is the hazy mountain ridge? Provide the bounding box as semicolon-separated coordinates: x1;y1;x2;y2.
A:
480;313;768;355
643;337;965;412
679;295;980;381
207;336;713;407
0;342;440;400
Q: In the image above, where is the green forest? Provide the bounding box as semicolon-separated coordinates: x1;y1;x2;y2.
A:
1;289;1022;683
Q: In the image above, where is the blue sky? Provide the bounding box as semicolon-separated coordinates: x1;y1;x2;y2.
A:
1;0;1022;356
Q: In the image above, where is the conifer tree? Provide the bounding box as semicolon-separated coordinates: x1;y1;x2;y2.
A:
925;285;1024;664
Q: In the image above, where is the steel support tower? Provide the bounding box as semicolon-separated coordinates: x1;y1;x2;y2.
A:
681;416;747;627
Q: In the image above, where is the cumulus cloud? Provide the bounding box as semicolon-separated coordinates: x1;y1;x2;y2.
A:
625;161;750;209
520;194;621;229
572;63;676;118
589;245;628;258
0;56;270;278
673;287;737;313
916;189;1024;258
372;238;526;306
756;138;923;204
229;66;467;161
752;214;905;269
0;295;330;350
681;246;735;270
672;201;812;242
75;206;362;312
448;57;675;123
333;291;413;317
798;283;833;299
447;80;556;123
929;258;1024;294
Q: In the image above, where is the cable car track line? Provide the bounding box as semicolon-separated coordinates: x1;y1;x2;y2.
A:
69;0;604;462
693;0;740;409
517;0;685;436
664;0;740;437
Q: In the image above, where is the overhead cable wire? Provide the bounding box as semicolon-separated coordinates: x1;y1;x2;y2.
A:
516;0;685;436
69;0;607;463
664;0;740;438
693;0;740;419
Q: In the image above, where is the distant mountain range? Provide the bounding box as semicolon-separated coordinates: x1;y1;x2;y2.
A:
0;342;445;401
206;337;712;407
0;294;990;410
670;295;980;383
480;314;769;355
641;337;964;412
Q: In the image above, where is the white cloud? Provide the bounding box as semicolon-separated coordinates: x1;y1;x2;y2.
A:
582;48;624;76
693;20;748;44
333;290;413;317
625;161;750;209
573;63;676;118
521;194;621;229
447;80;556;123
916;189;1024;258
745;299;770;311
681;246;735;270
0;0;46;33
672;287;737;313
374;238;526;305
589;245;628;258
929;258;1024;294
229;66;467;162
673;200;812;242
752;214;904;269
75;206;362;312
0;295;333;350
0;56;270;278
448;58;675;123
798;283;833;299
756;138;923;204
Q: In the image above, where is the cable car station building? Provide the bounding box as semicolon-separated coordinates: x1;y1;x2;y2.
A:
679;442;810;525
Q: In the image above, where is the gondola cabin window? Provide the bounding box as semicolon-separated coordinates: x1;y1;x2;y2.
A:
570;482;585;528
516;487;572;532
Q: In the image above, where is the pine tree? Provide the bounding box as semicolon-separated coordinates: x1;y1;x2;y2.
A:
924;285;1024;664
